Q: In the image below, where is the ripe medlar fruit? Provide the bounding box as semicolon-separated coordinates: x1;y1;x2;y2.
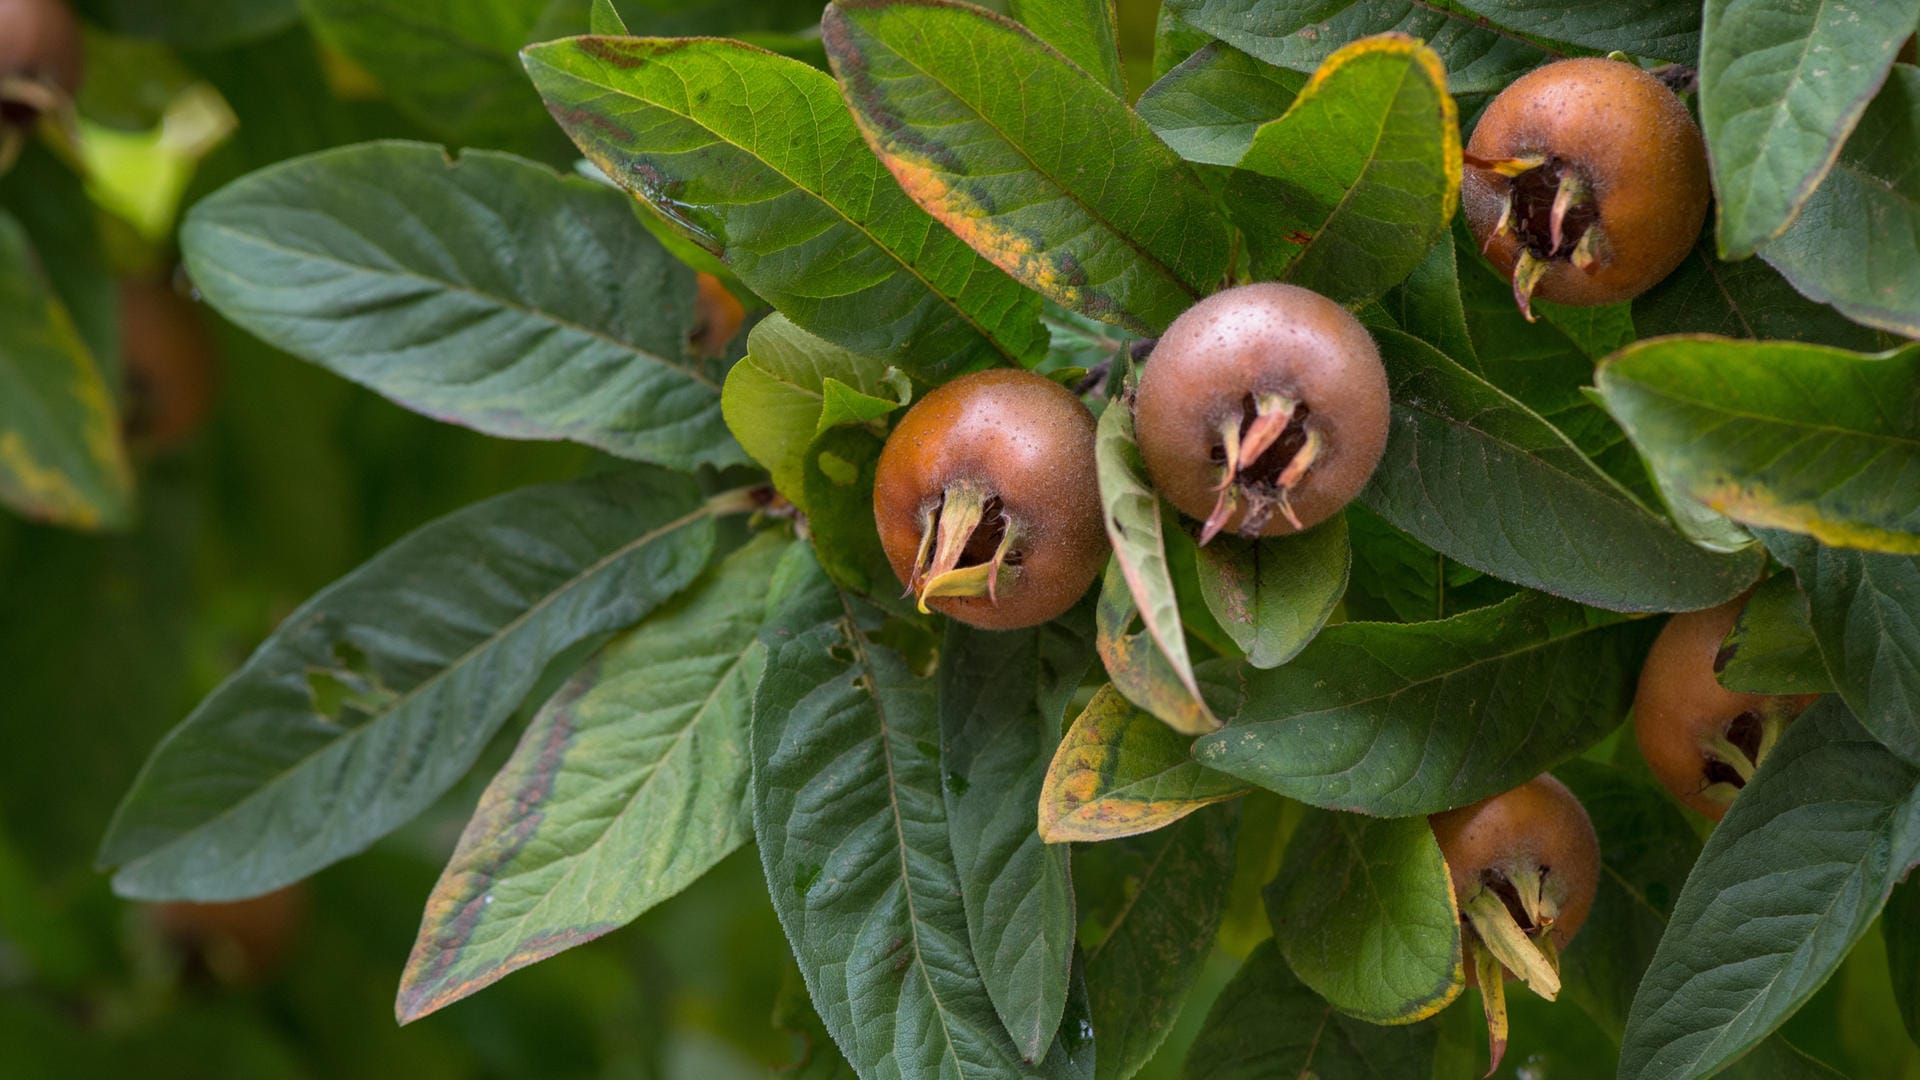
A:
1633;595;1818;822
1430;774;1599;1074
0;0;82;156
1133;283;1388;543
1462;57;1710;318
120;274;218;452
874;368;1105;630
150;884;309;987
689;271;744;359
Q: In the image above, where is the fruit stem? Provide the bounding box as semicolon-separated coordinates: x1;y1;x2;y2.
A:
1461;885;1561;1000
1473;941;1509;1078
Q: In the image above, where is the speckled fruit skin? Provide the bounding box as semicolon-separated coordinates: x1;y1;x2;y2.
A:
1134;283;1389;536
1633;596;1819;821
0;0;84;124
120;276;218;452
1463;58;1709;307
1431;774;1599;967
874;368;1105;630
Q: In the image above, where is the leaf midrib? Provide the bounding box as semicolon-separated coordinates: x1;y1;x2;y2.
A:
1609;368;1920;448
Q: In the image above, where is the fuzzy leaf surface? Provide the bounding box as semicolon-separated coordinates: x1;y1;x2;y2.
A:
823;0;1232;335
1135;40;1304;167
1634;223;1884;352
1449;0;1698;61
1009;0;1125;94
1719;570;1832;696
523;35;1045;377
98;470;717;900
1038;684;1246;844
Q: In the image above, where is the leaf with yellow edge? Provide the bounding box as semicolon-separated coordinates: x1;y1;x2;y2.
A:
1038;684;1246;843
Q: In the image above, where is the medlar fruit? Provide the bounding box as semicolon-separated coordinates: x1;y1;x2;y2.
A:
120;274;218;452
0;0;82;162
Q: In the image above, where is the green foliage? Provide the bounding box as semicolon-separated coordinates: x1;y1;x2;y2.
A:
1135;40;1304;166
1718;570;1832;695
1193;513;1348;669
1038;683;1245;843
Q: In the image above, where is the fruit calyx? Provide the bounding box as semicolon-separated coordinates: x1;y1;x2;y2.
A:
1464;152;1609;321
1697;707;1787;801
1201;390;1319;544
1459;861;1565;1076
908;479;1022;611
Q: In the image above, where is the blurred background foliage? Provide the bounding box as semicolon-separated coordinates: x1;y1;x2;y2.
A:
1;1;1912;1078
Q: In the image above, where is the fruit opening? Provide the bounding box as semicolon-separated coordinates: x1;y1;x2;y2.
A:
1504;157;1600;263
911;482;1022;610
1702;710;1764;789
952;495;1012;569
1481;867;1539;934
1201;391;1320;543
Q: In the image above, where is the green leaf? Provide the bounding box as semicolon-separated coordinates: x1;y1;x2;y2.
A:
1633;223;1884;352
1227;33;1460;304
1037;684;1246;844
303;0;581;151
1163;0;1553;96
0;144;119;377
1701;0;1917;259
0;212;132;532
1193;591;1654;817
822;0;1232;335
722;315;899;508
588;0;627;34
1267;810;1463;1025
394;532;788;1022
89;0;299;48
1762;532;1920;766
1080;802;1238;1080
1195;513;1348;669
1758;64;1920;337
522;35;1046;378
1180;939;1439;1079
181;142;741;471
1358;328;1767;613
1886;877;1920;1047
1381;224;1476;369
1719;570;1832;695
751;545;1085;1079
1449;0;1698;61
1597;338;1920;556
1094;388;1210;728
1343;504;1516;623
1620;696;1920;1079
1010;0;1125;95
801;425;893;597
940;617;1097;1061
1135;40;1304;167
97;469;718;900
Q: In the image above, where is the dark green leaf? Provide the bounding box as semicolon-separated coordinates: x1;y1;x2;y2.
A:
86;0;299;48
1096;558;1218;738
1620;697;1920;1079
1719;570;1832;696
1762;532;1920;766
1038;683;1246;844
394;533;788;1022
1358;328;1767;613
181;142;741;471
1195;513;1348;668
1759;64;1920;337
1227;33;1460;304
823;0;1232;335
801;425;892;597
1449;0;1698;61
1180;939;1439;1079
751;545;1084;1079
1080;802;1238;1080
1886;877;1920;1047
1135;40;1303;167
1163;0;1554;96
941;617;1097;1060
1381;224;1476;368
1194;592;1653;817
1597;338;1920;556
1343;504;1516;623
97;469;718;900
1010;0;1125;94
0;211;132;531
1701;0;1916;259
0;143;119;375
1633;223;1884;351
523;34;1045;377
1267;810;1462;1024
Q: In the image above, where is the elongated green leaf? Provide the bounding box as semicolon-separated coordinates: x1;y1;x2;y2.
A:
1268;810;1462;1025
92;0;299;48
1621;697;1920;1079
1195;513;1348;669
0;213;132;532
1194;592;1654;817
1343;504;1517;623
304;0;580;150
1180;939;1439;1079
587;0;626;34
1038;684;1246;843
1762;532;1920;766
1135;41;1303;167
1382;224;1476;369
1701;0;1917;259
1450;0;1697;61
751;546;1084;1079
823;0;1232;335
1163;0;1553;96
801;425;893;596
1359;328;1767;613
181;142;739;471
722;315;901;509
1080;802;1237;1080
1598;338;1920;556
97;469;718;900
1010;0;1124;94
395;533;789;1022
1719;570;1831;696
1633;223;1885;352
1887;877;1920;1047
1759;65;1920;337
940;617;1096;1060
1228;33;1459;303
522;36;1044;377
